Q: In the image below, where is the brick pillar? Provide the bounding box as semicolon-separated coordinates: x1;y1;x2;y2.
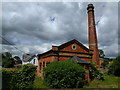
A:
45;62;47;67
87;4;100;67
41;62;43;73
37;62;40;75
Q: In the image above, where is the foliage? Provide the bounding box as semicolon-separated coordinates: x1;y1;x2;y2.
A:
2;64;36;89
108;56;120;76
43;60;86;88
101;61;108;69
2;69;13;89
2;52;15;68
89;61;104;81
33;75;48;88
14;56;22;64
99;49;105;58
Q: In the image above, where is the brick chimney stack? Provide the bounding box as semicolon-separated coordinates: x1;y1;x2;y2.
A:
87;4;100;67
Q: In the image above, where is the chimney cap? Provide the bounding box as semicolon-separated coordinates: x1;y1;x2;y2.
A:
87;4;94;10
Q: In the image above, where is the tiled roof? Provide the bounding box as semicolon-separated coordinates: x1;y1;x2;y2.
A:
38;39;91;58
69;56;90;64
23;54;37;62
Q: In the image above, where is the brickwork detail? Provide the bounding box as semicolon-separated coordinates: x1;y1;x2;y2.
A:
87;4;100;67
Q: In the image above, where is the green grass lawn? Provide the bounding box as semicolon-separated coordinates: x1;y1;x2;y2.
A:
84;74;120;88
33;74;119;88
33;75;48;88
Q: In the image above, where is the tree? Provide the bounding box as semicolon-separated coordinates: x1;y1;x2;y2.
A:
44;60;86;88
108;56;120;76
13;56;22;64
99;49;105;58
2;52;15;68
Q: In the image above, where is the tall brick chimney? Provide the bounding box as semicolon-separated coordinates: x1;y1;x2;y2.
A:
87;4;100;67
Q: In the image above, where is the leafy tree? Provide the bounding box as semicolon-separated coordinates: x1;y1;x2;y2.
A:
108;56;120;76
99;49;105;58
14;56;22;64
2;52;15;68
44;60;86;88
5;52;12;59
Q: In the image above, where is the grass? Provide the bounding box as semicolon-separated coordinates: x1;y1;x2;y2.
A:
33;74;120;88
33;75;48;88
84;74;120;88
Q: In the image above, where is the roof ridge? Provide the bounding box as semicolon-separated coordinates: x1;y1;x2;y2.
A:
58;39;89;51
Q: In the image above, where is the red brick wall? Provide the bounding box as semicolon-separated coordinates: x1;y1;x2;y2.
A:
59;57;70;61
37;42;92;79
81;58;91;62
87;4;100;67
59;43;88;53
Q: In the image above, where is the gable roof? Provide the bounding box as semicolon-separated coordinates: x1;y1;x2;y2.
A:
69;56;90;64
58;39;89;52
23;54;38;62
38;39;91;58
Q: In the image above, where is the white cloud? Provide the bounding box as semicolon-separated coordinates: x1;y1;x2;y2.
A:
1;43;52;59
2;2;118;58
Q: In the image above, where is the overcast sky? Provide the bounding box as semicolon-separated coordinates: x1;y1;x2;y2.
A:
1;2;118;58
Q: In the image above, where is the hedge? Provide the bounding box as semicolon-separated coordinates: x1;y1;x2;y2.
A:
2;64;36;89
108;56;120;76
44;60;86;88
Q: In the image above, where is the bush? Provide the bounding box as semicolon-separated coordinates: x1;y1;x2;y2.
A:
101;61;108;69
2;52;15;68
43;60;86;88
2;64;36;89
2;69;13;88
108;56;120;76
89;62;104;81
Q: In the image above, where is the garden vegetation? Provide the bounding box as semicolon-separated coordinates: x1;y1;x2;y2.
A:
2;64;36;89
43;60;86;89
108;56;120;76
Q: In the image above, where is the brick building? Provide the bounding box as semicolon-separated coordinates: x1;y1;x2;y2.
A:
37;39;92;81
37;4;100;81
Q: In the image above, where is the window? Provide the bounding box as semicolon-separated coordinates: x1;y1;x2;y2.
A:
33;59;35;64
72;44;76;50
43;62;45;68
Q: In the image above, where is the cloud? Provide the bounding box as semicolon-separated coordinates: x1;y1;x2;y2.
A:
1;43;51;59
1;2;118;58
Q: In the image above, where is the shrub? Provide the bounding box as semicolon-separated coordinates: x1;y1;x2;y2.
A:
101;61;108;69
2;64;36;89
2;52;15;68
89;61;104;81
43;60;86;88
2;69;13;88
108;56;120;76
